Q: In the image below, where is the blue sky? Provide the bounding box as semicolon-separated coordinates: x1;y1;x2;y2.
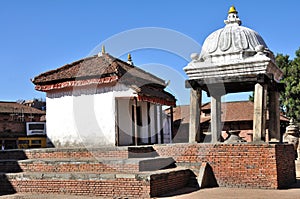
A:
1;0;300;105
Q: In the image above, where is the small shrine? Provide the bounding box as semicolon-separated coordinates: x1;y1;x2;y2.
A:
184;6;284;143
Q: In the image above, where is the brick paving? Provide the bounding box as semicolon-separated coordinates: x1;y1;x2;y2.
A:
1;183;300;199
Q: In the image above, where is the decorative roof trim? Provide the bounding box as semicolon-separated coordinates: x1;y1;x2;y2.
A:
137;95;175;107
35;76;118;92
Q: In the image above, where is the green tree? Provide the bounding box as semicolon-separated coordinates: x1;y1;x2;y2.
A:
276;48;300;122
248;93;254;102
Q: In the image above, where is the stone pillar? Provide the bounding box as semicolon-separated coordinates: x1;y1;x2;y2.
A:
268;90;280;142
211;94;222;143
253;83;267;142
189;88;202;143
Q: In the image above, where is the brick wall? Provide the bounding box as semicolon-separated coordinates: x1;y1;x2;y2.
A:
150;169;193;196
0;114;42;134
1;170;191;198
154;143;296;189
0;121;25;135
5;179;151;198
26;148;129;159
275;144;296;188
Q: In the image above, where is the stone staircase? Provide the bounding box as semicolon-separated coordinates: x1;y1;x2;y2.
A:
0;147;199;198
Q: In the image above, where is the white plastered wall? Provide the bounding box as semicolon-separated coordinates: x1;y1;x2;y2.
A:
46;84;136;148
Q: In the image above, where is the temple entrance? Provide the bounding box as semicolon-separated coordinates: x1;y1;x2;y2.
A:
116;98;172;146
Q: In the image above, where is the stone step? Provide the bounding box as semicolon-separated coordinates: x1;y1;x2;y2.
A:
0;157;176;173
0;168;196;198
0;146;159;160
128;146;159;158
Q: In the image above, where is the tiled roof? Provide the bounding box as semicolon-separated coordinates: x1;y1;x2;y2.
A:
33;53;165;86
165;105;210;124
32;53;176;106
221;101;256;122
0;101;45;115
170;101;289;123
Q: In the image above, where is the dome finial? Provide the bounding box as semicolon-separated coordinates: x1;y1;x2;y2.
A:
228;6;238;14
224;5;241;25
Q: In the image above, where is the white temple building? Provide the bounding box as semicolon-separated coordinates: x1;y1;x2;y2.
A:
32;51;176;148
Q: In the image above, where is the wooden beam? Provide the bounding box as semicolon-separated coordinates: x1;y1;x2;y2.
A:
147;102;151;144
154;105;158;144
115;99;119;146
159;105;164;144
133;97;138;146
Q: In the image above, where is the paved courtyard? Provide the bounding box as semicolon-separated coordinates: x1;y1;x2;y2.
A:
160;182;300;199
1;184;300;199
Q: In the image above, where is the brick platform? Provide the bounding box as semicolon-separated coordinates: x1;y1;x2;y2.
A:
1;168;193;198
0;143;297;198
154;143;296;189
0;147;194;198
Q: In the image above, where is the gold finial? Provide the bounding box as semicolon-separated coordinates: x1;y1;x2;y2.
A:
228;6;238;14
225;5;241;25
128;53;132;62
127;53;133;65
101;45;106;54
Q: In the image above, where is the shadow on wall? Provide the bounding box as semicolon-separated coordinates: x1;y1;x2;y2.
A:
173;119;189;143
0;150;28;195
0;175;16;195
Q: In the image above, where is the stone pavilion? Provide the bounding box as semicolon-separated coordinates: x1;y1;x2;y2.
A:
184;6;284;143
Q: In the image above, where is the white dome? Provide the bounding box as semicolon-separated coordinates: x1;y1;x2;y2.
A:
184;6;282;81
199;6;270;62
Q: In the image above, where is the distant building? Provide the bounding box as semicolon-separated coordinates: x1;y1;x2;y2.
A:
168;101;289;143
32;52;176;148
0;101;45;149
22;99;46;111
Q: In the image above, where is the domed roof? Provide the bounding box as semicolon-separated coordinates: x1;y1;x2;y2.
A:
199;6;269;61
184;6;282;82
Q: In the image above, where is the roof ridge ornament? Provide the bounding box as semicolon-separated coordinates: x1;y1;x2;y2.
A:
98;45;106;57
224;6;241;26
127;53;133;65
102;45;106;54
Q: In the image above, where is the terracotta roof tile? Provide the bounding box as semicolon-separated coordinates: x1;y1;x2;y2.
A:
0;101;45;115
33;53;165;87
170;101;289;123
32;53;176;106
